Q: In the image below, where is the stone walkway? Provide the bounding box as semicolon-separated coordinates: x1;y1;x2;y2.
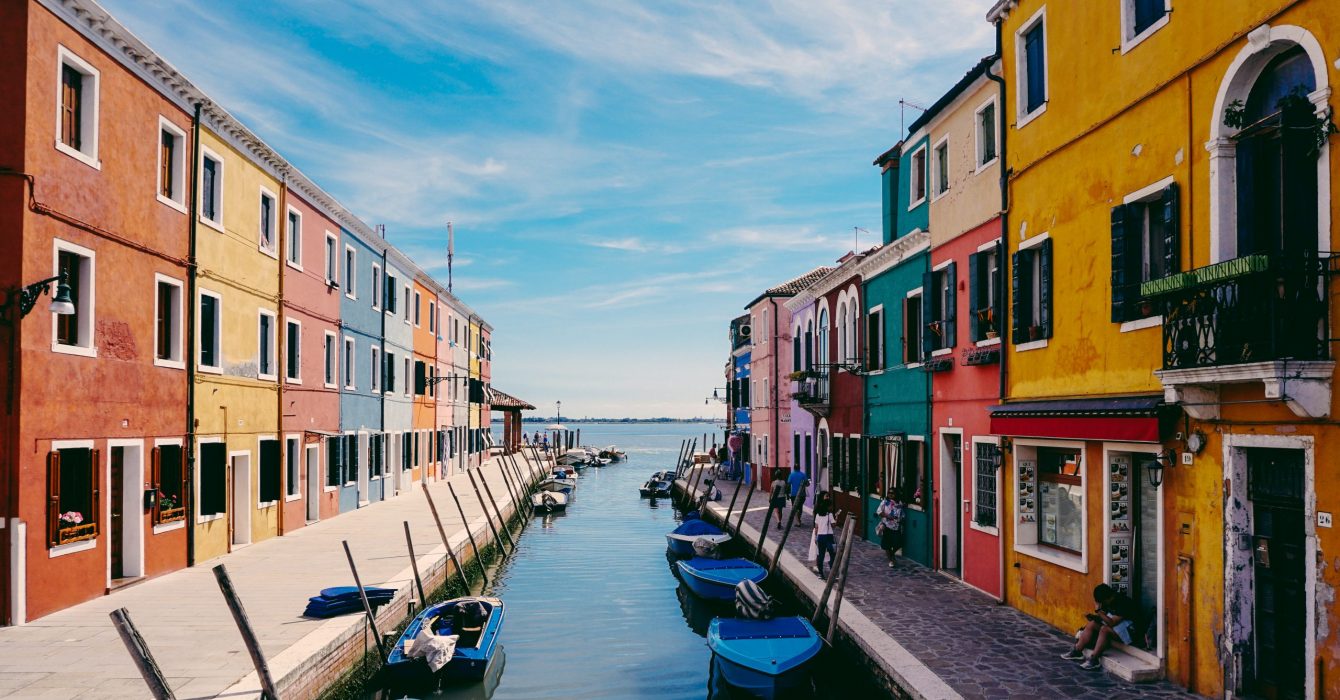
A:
0;454;541;700
689;473;1197;700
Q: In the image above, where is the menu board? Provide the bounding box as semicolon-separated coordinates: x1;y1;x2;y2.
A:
1109;455;1132;594
1018;459;1036;524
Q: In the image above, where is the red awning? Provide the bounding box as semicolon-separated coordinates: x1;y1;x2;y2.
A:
988;396;1168;443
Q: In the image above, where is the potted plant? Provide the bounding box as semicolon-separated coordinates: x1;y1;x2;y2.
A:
59;511;83;527
976;308;997;338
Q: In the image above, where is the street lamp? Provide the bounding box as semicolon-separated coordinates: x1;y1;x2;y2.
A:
556;400;562;424
705;387;727;406
6;273;74;320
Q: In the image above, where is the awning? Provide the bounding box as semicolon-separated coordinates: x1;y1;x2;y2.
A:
988;395;1170;443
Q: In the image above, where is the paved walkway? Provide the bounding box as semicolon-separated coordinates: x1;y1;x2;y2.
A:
0;454;542;700
687;473;1197;700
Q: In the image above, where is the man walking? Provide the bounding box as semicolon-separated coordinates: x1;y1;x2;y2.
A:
786;465;809;526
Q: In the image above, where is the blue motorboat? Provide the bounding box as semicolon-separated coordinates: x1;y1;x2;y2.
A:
666;518;732;557
385;596;505;691
676;557;766;600
708;616;822;699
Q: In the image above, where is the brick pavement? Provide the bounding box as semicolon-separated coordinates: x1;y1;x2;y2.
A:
699;475;1198;700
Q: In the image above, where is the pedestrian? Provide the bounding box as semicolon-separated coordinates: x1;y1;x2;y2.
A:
1062;583;1141;670
764;468;787;531
786;465;808;525
812;499;836;578
875;489;906;568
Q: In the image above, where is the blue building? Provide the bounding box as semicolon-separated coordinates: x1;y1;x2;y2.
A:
340;225;387;509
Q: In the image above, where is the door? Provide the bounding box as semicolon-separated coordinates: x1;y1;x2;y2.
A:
306;445;319;522
110;447;125;580
230;453;251;546
940;434;962;577
1247;448;1305;700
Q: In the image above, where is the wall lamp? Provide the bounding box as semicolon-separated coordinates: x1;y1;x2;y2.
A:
1148;449;1176;489
5;273;74;321
706;388;728;405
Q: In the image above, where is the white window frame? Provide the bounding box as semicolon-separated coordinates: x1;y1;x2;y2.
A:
344;245;357;300
257;308;278;381
1015;231;1051;352
151;437;187;535
197;288;223;374
371;346;381;393
1119;0;1171;55
973;95;1000;173
1012;438;1087;573
1014;5;1049;129
153;273;185;369
931;135;951;200
907;143;928;209
429;301;436;334
322;330;338;389
324;232;339;286
155;117;187;212
343;336;356;390
285;206;303;270
968;436;1002;536
904;287;924;368
385;273;398;316
371;263;382;311
46;438;99;557
198;146;225;233
54;45;101;169
866;304;885;372
257;187;279;257
51;238;97;358
1119;176;1175;333
414;291;422;327
284;434;302;501
404;357;411;397
403;285;412;324
284;318;302;384
385;351;396;395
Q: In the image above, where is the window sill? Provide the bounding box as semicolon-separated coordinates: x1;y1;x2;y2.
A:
1014;542;1085;573
931;188;949;203
1120;15;1169;55
905;361;923;369
199;364;223;375
324;485;339;493
931;347;954;358
975;337;1002;348
907;196;927;211
152;520;186;535
285;493;302;503
258;246;279;260
48;538;97;558
52;342;97;359
285;260;303;273
198;513;225;524
1016;103;1047;129
259;373;278;382
200;216;226;234
152;356;185;370
286;376;302;385
258;500;278;509
968;521;999;537
974;157;999;175
1015;339;1049;353
55;141;101;170
1119;315;1162;333
156;193;187;214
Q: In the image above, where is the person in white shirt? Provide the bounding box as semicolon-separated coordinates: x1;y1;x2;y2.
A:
812;499;836;578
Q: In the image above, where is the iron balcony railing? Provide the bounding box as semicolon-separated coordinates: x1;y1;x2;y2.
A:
793;374;830;405
1141;254;1333;371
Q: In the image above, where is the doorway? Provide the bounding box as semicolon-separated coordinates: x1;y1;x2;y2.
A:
1106;451;1161;653
230;452;251;546
305;444;320;522
108;442;145;585
1247;448;1305;700
939;432;962;577
110;447;125;580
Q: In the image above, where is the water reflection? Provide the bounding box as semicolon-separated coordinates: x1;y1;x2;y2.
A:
369;649;506;700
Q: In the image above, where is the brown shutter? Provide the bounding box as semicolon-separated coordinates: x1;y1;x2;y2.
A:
61;66;82;149
151;446;162;524
91;449;101;538
160;131;174;198
47;451;61;547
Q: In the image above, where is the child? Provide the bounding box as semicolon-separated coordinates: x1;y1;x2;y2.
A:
875;489;905;567
812;500;836;578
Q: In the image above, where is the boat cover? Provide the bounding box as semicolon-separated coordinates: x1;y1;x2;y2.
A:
715;617;812;641
682;557;758;571
734;579;776;620
672;520;723;537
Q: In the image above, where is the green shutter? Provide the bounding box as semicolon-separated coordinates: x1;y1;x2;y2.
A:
922;270;936;358
1161;182;1180;278
1039;239;1054;338
968;252;981;341
1111;204;1131;322
945;261;957;348
1011;251;1024;344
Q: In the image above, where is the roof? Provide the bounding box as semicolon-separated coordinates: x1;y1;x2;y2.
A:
873;141;903;167
489;389;535;411
905;55;998;138
745;266;836;309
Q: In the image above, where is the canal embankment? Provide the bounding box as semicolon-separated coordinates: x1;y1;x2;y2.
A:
0;452;547;700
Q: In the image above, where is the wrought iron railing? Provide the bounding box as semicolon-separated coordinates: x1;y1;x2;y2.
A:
1142;254;1331;371
793;375;830;404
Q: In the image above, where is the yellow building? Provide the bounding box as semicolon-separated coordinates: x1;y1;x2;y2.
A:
192;110;285;561
988;1;1339;696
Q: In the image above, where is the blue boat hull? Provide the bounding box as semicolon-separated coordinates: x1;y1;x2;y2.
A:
384;597;505;691
676;559;767;600
711;652;812;699
667;537;696;557
707;616;821;699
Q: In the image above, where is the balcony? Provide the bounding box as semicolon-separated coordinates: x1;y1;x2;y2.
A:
792;374;830;417
1143;254;1335;419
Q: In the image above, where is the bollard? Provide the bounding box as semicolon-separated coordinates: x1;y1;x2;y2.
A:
109;608;175;700
213;565;281;699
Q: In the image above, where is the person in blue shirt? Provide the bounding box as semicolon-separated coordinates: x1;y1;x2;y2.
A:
786;465;809;525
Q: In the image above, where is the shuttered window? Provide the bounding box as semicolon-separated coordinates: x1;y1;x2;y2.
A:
285;320;300;381
414;360;427;396
923;264;957;353
974;442;998;528
346;434;360;485
285;437;300;497
867;309;884;371
978;102;997;165
904;294;923;363
55;250;84;347
160;130;175;198
326;436;343;487
60;65;83;150
1132;0;1167;36
259;191;276;252
199;442;227;517
48;447;99;547
969;243;1003;341
1023;20;1047;114
1111;182;1179;322
1011;239;1053;343
259;439;281;505
201;156;221;222
152;444;187;525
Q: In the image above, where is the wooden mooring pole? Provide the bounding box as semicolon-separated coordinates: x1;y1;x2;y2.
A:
424;487;471;595
475;468;516;552
769;483;806;577
212;564;281;699
732;480;756;535
496;457;527;523
448;482;491;588
722;474;745;527
827;518;859;645
813;518;855;628
403;521;427;607
504;454;534;518
341;541;386;654
108;607;175;700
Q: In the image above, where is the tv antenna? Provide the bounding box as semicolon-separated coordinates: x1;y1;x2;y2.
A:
899;98;928;138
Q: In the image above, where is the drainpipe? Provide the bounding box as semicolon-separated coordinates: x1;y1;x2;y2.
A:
985;20;1008;605
275;174;287;536
185;102;202;567
770;298;780;476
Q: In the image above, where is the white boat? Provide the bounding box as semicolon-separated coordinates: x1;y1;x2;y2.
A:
538;477;576;494
531;490;568;513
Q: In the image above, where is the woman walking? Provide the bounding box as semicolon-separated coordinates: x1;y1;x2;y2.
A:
812;499;836;578
876;489;906;568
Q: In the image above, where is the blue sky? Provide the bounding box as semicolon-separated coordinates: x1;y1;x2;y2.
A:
103;0;994;418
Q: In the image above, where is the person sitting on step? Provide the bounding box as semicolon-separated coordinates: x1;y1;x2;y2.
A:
1062;583;1140;670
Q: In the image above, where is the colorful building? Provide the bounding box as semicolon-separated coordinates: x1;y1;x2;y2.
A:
785;294;820;508
383;250;414;491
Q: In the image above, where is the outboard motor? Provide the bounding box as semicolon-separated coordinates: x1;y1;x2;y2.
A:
734;579;776;620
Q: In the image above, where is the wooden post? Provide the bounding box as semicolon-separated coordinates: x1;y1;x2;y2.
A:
466;469;508;553
340;541;386;653
769;483;806;577
674;439;689;478
448;482;491;587
424;487;471;594
109;608;176;700
733;481;756;535
827;519;858;645
403;521;426;608
813;518;855;627
212;565;281;699
504;453;532;513
754;488;777;559
722;475;745;528
496;457;526;524
476;468;517;552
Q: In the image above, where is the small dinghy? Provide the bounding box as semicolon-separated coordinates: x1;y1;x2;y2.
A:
676;557;767;600
708;616;822;699
536;476;576;494
666;515;732;557
385;596;505;692
640;478;672;498
532;490;568;513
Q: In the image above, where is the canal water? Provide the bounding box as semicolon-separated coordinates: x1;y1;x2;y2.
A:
365;422;887;699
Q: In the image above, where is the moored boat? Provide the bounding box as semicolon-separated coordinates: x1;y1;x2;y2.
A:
708;616;822;699
640;478;672;498
537;476;576;494
532;490;568;513
676;557;767;600
385;596;505;692
666;518;732;557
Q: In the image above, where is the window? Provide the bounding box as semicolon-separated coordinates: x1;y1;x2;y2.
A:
973;442;998;528
415;360;427;396
976;99;998;168
429;302;436;333
371;346;381;393
286;208;302;267
200;150;223;226
1017;9;1048;121
157;119;186;207
882;164;898;241
371;264;382;310
836;303;848;363
924;264;956;353
257;310;277;379
386;274;398;314
323;331;337;388
47;445;99;546
324;233;338;285
1035;447;1083;553
904;292;923;364
404;357;411;397
152;443;187;525
285;437;300;497
345;434;360;486
1112;181;1179;322
932;139;949;197
259;189;277;254
56;47;100;166
385;351;396;394
53;242;94;355
1124;0;1169;46
404;285;411;323
199;442;227;518
969;243;1003;341
259;439;281;506
154;276;183;366
343;337;355;390
1012;238;1053;344
369;433;383;478
285;319;301;382
896;440;926;507
792;329;801;372
198;291;222;370
866;308;884;371
414;291;422;326
344;246;356;299
326;436;343;487
910;146;928;206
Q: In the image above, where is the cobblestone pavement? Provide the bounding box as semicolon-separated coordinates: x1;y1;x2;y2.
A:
707;479;1198;700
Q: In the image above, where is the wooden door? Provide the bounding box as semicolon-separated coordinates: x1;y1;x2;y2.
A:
110;447;124;580
1248;448;1305;700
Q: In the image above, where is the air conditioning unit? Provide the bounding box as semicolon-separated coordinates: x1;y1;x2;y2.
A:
739;324;752;339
